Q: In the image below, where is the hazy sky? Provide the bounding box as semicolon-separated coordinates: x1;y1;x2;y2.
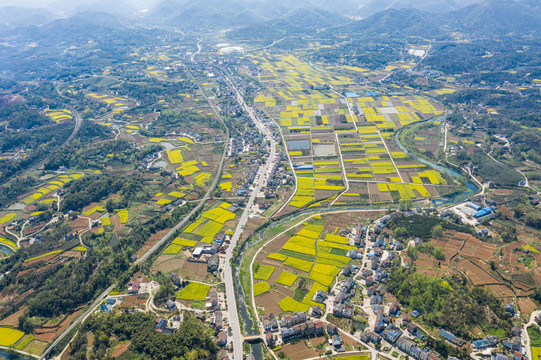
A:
0;0;159;9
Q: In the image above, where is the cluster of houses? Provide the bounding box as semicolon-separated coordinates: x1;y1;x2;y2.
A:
192;245;218;257
373;215;390;234
326;324;345;352
264;151;293;199
209;310;224;331
363;295;405;344
276;313;346;352
229;130;266;158
261;313;279;347
277;311;325;347
182;130;203;143
189;232;231;274
354;224;367;247
332;278;356;319
237;159;262;197
360;304;442;360
229;136;247;157
100;298;117;313
204;288;227;348
469;326;525;360
492;353;527;360
402;312;426;341
137;151;158;171
396;337;441;360
206;287;220;311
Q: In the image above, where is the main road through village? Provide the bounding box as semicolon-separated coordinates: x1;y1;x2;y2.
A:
222;71;277;360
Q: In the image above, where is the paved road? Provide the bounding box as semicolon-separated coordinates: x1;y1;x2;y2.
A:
222;72;276;360
190;38;202;62
41;284;116;359
524;310;541;360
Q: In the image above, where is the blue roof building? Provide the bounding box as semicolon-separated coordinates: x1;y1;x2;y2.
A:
475;207;492;218
411;310;421;318
472;339;490;349
439;329;455;342
466;202;481;210
439;329;466;346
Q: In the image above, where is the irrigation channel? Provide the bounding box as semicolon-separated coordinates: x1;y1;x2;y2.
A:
234;116;480;359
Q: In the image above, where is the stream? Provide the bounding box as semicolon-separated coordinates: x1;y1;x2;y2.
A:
393;116;479;205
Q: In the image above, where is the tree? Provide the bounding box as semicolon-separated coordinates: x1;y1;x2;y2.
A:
525;212;541;229
431;224;443;238
400;200;413;211
18;312;34;334
514;204;526;218
394;227;408;239
407;247;418;261
433;246;446;261
533;287;541;302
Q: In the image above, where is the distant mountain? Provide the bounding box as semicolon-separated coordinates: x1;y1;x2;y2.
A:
226;8;350;41
330;8;444;39
40;0;154;18
357;0;482;16
443;0;541;36
282;8;350;29
0;11;123;45
146;0;289;30
0;6;58;30
0;11;172;78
